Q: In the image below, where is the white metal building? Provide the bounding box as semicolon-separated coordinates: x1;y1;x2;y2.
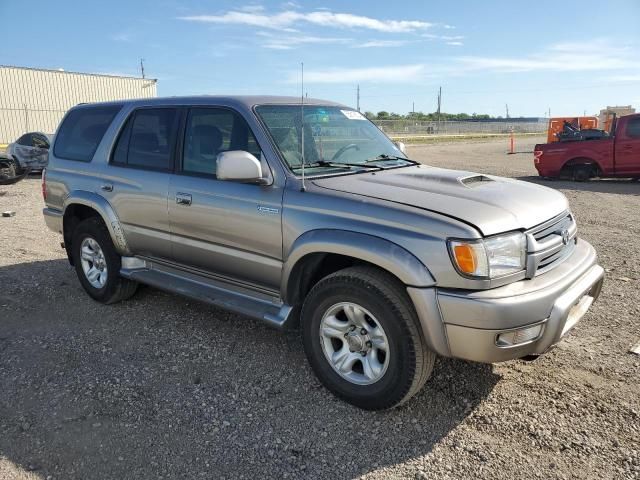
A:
0;66;157;144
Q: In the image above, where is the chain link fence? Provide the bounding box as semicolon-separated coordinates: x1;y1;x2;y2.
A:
1;106;548;147
374;119;547;136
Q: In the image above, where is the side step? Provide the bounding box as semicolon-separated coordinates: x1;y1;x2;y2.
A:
120;258;294;329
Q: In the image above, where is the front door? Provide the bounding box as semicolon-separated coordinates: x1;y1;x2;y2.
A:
168;107;283;291
615;116;640;175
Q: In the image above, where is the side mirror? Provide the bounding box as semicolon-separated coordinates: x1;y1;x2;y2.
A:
216;151;269;184
394;141;407;155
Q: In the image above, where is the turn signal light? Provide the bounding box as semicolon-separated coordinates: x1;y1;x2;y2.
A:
453;244;477;274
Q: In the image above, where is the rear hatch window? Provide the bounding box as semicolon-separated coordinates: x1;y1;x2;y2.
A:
54;105;122;162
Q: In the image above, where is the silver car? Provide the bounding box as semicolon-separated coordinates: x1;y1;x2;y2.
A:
42;96;604;410
6;131;52;173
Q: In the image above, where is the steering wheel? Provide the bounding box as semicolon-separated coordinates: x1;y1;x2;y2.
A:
331;143;359;161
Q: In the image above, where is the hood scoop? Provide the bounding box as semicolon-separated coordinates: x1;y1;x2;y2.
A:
460;175;494;187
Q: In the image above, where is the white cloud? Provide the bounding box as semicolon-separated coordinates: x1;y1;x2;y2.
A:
354;40;409;48
257;31;351;49
290;64;426;84
111;32;132;42
179;8;435;33
446;41;463;46
457;40;639;73
608;73;640;82
240;5;265;13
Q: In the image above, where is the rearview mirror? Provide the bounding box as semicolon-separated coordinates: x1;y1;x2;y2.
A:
216;151;269;184
394;141;407;155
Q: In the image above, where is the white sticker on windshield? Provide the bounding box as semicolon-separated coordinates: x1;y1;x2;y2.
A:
341;110;366;120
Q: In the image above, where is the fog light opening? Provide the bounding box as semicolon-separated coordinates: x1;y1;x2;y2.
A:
496;324;544;347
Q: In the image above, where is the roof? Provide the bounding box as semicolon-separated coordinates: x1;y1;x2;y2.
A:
73;95;347;109
0;65;156;82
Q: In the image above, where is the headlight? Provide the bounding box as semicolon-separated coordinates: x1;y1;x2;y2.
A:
448;231;526;279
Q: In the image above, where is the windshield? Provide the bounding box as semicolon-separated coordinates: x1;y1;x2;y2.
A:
255;105;411;175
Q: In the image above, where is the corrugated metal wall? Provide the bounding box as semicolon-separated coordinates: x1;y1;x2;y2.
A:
0;66;157;143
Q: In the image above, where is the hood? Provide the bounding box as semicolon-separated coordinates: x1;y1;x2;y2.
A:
312;165;568;236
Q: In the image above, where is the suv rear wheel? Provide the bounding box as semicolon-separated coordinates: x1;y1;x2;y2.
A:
71;217;138;304
301;266;435;410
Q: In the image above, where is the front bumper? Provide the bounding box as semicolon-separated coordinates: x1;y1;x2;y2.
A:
408;239;604;363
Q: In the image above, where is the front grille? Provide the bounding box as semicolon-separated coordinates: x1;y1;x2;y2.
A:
525;212;577;278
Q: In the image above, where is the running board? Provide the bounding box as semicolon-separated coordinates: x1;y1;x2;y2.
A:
120;258;294;329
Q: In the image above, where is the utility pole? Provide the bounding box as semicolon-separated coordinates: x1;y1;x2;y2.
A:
356;84;360;112
505;103;510;119
436;86;442;123
140;58;145;79
412;101;415;115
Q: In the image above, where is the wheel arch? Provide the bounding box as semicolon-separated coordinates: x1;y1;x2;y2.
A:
63;191;130;262
562;157;602;175
282;230;435;306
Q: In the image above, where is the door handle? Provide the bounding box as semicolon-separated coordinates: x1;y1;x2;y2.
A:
101;183;113;192
176;193;192;206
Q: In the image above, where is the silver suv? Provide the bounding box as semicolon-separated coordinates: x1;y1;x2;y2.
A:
42;96;604;410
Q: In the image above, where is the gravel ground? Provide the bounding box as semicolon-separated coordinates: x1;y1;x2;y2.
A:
0;136;638;479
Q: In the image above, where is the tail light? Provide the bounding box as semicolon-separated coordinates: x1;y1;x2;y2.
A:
41;168;47;200
533;150;543;164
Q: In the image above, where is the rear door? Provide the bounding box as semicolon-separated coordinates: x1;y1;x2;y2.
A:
615;116;640;175
100;107;180;259
168;106;283;291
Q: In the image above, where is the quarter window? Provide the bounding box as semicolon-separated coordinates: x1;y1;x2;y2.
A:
54;106;121;162
182;108;261;176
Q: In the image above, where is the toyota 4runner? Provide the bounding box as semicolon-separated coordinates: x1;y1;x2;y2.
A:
42;96;604;410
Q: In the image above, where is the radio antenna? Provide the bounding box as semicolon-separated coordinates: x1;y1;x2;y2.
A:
300;61;306;192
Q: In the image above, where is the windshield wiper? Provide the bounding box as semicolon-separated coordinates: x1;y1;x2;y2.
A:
364;154;416;164
294;160;380;170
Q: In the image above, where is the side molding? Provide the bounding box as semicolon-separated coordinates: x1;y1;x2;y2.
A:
282;229;435;299
63;190;131;255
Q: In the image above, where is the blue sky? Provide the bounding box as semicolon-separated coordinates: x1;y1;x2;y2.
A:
2;0;639;116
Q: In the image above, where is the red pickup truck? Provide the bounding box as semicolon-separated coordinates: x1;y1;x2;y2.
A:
534;114;640;181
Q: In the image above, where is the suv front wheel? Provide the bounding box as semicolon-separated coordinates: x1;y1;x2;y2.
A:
301;266;435;410
71;217;138;304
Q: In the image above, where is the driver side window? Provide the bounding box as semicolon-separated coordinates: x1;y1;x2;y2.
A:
183;108;262;177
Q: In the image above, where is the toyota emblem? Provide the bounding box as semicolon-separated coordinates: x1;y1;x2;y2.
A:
561;229;570;245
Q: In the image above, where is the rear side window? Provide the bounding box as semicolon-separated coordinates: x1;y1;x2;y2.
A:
111;108;179;170
626;117;640;138
54;106;121;162
33;134;50;149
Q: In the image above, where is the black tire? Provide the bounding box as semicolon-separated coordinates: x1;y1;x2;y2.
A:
8;157;24;176
71;217;138;304
572;165;592;182
0;160;16;179
301;266;435;410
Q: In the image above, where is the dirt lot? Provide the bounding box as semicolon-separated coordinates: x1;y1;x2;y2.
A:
0;136;638;479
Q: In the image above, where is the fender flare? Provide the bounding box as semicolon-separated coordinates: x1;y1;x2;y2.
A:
281;229;435;301
63;190;131;255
